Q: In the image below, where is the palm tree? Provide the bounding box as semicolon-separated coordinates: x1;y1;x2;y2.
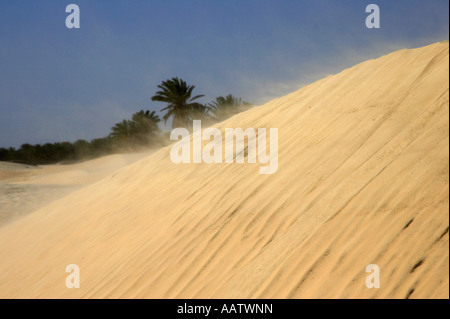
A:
131;110;161;144
208;94;252;121
109;119;135;141
151;77;206;129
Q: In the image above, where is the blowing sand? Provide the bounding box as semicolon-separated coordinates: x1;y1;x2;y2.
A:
0;42;448;299
0;152;153;227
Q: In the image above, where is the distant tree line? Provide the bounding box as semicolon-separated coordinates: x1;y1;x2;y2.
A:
0;77;252;165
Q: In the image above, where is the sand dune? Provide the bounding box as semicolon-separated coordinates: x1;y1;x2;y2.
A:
0;41;448;298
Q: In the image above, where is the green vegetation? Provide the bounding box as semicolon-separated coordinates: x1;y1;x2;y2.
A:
151;77;208;129
109;110;161;148
207;94;252;121
0;78;252;165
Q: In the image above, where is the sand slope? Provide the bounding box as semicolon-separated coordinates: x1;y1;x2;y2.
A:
0;42;448;299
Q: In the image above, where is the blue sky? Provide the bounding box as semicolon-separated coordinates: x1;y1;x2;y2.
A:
0;0;448;148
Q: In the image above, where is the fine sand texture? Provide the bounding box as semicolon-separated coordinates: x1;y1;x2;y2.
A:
0;42;448;298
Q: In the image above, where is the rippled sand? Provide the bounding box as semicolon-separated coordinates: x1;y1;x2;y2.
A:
0;42;448;298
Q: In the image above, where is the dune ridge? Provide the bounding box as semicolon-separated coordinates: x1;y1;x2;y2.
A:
0;41;448;298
